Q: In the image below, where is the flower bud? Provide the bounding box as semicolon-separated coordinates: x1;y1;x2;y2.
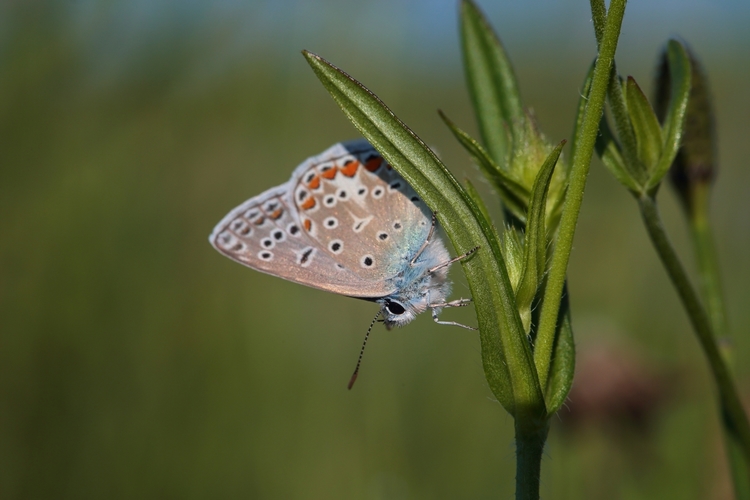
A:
654;45;716;214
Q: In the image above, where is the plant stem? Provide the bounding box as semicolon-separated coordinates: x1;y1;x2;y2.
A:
590;0;645;185
515;419;549;500
534;0;626;391
726;436;750;500
686;183;750;497
689;183;731;360
638;194;750;461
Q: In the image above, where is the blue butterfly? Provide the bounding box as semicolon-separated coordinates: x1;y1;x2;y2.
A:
210;139;474;385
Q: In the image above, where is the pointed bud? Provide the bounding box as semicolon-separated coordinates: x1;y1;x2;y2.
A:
654;45;716;214
507;111;568;233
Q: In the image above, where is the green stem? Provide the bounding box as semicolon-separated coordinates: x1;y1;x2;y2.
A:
689;183;731;360
638;194;750;461
726;436;750;500
534;0;627;391
591;0;645;185
687;183;749;497
515;420;549;500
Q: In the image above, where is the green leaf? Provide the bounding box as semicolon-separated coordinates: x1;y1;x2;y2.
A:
515;141;565;333
596;114;641;193
463;178;499;239
625;76;663;171
501;227;525;293
608;73;648;185
544;287;575;415
439;110;529;222
303;50;546;417
646;39;692;192
460;0;524;167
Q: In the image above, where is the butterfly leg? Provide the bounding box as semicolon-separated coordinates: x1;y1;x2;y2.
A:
428;292;476;330
427;246;479;275
430;306;477;330
410;212;438;266
430;298;473;308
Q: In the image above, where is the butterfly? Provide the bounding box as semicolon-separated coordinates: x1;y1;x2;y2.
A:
209;139;475;385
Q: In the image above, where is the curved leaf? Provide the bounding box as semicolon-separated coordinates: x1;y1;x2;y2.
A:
515;141;565;333
460;0;524;167
597;114;641;193
626;76;663;170
544;286;575;415
440;110;529;221
463;178;499;240
303;50;546;417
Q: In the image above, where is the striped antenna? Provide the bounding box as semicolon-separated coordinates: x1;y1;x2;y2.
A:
347;310;381;390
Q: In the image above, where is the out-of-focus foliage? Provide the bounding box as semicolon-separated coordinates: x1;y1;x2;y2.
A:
1;2;749;499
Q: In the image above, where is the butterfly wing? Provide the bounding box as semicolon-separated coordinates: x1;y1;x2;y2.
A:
210;140;430;298
289;140;433;295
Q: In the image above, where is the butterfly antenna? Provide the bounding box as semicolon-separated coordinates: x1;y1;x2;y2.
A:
348;310;381;390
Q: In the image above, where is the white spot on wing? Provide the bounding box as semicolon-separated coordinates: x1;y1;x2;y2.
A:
287;223;301;236
218;231;233;247
323;194;337;207
329;239;344;254
260;238;275;249
298;247;315;267
351;215;373;233
258;251;274;261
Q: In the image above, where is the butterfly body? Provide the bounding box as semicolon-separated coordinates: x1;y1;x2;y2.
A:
373;235;451;329
210;139;464;329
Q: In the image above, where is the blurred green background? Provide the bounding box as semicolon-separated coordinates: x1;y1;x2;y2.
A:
2;1;749;498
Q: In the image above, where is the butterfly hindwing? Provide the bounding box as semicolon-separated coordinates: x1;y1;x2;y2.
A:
210;140;433;298
210;181;387;297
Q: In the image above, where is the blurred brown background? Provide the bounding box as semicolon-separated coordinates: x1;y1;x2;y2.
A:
1;1;749;498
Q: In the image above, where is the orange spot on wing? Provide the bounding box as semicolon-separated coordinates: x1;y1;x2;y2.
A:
303;219;312;232
365;157;382;172
270;208;283;219
321;167;337;180
300;197;316;210
340;160;359;177
253;216;265;225
307;176;320;189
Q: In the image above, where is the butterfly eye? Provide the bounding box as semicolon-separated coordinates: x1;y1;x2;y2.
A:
386;301;406;315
